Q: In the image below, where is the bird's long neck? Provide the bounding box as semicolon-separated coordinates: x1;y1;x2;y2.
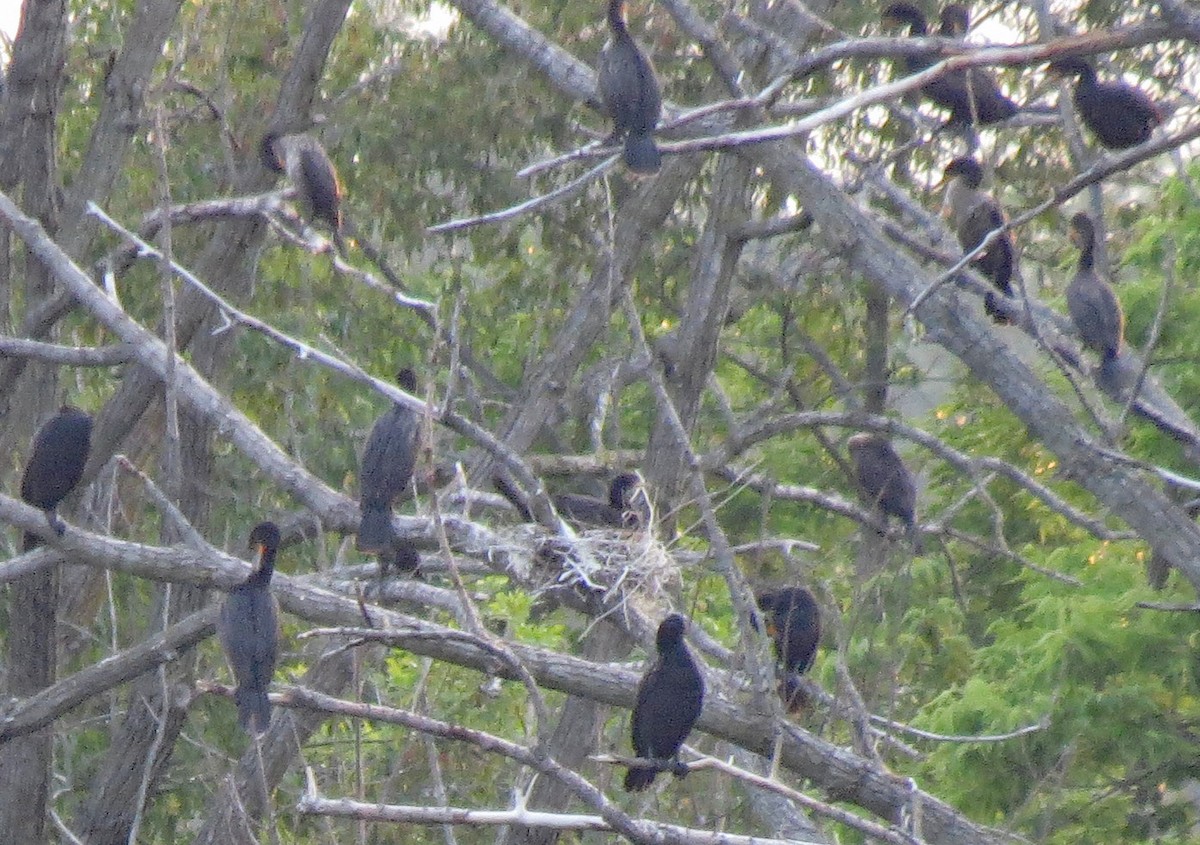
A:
1077;231;1095;271
607;0;629;36
945;178;982;224
247;546;276;588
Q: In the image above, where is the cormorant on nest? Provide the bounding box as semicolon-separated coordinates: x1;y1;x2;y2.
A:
358;368;421;574
882;3;1017;127
1047;56;1162;150
20;405;92;550
598;0;662;174
1066;212;1124;387
219;521;282;734
942;155;1017;323
848;432;922;552
624;613;704;791
260;130;344;248
756;587;821;712
494;470;649;530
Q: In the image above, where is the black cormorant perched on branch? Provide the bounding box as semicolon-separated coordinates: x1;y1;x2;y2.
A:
882;3;1017;127
357;368;420;555
938;3;970;37
598;0;662;174
219;521;281;734
494;471;649;529
756;587;821;712
260;130;344;244
1047;56;1162;150
942;156;1016;323
625;613;704;792
1066;212;1124;386
848;432;921;552
20;405;92;550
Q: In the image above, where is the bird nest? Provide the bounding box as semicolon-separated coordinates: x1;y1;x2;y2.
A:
524;525;681;608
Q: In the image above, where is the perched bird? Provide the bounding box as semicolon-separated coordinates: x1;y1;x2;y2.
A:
1066;212;1124;386
756;587;821;712
882;3;1018;127
625;614;705;792
20;405;93;550
494;471;649;529
847;432;922;552
942;156;1016;323
1047;56;1162;150
219;521;282;734
938;3;970;37
598;0;662;173
260;130;344;243
357;368;420;555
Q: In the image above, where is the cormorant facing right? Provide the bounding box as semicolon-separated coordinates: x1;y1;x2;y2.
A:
942;156;1016;323
598;0;662;174
882;3;1017;126
847;432;922;552
260;130;344;238
357;368;420;555
1047;57;1162;150
625;614;705;792
756;587;821;712
219;521;282;734
20;405;93;550
1066;212;1124;386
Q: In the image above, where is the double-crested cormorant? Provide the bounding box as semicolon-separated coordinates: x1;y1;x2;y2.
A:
882;3;1017;127
260;130;344;238
1066;212;1124;386
625;613;704;792
755;587;821;712
20;405;93;550
847;432;922;551
942;156;1016;323
494;471;649;529
219;521;281;734
598;0;662;174
357;368;420;555
938;3;970;37
1047;56;1162;150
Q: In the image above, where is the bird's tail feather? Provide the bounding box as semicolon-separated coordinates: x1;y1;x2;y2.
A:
236;686;272;735
623;132;661;174
623;765;658;792
357;505;396;553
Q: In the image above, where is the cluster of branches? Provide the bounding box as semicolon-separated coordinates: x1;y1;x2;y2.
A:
2;0;1200;843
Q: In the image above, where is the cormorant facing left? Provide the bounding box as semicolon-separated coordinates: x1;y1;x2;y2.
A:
756;587;821;712
219;521;282;734
357;368;421;555
20;405;93;550
847;432;922;552
1047;56;1162;150
882;3;1017;127
942;156;1016;323
260;130;344;239
1066;212;1124;386
625;614;705;792
598;0;662;174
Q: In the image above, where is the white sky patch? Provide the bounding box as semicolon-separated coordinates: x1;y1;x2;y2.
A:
402;1;457;41
1;2;20;61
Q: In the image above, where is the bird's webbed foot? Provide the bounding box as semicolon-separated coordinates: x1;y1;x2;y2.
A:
46;510;66;536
